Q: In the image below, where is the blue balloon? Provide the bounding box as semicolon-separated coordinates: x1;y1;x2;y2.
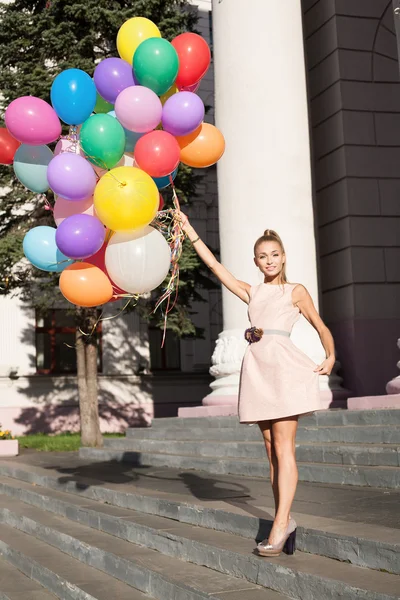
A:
13;144;53;193
108;110;144;152
51;69;96;125
23;226;73;272
152;168;178;190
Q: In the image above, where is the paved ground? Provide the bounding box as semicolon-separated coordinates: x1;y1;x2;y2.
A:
7;448;400;529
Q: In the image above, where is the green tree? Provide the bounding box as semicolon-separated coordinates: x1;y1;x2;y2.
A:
0;0;215;447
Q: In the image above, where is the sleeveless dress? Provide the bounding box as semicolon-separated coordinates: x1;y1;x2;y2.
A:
238;283;322;423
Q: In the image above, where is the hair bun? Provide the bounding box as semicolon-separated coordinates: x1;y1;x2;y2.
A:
264;228;280;238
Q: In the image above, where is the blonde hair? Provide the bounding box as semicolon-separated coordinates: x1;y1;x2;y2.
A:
254;229;288;283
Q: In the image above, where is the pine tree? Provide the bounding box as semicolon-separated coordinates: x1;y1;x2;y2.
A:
0;0;216;446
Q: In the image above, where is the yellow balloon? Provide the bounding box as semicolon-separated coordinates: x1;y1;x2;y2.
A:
94;167;159;231
160;84;179;105
117;17;161;64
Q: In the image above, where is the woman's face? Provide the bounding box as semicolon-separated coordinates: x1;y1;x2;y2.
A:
254;241;285;279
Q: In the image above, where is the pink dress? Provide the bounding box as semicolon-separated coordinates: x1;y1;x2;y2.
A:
238;283;322;423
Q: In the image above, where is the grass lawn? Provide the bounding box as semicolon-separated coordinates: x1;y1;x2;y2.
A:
17;432;125;452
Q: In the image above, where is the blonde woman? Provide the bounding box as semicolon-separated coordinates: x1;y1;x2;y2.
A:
178;213;335;557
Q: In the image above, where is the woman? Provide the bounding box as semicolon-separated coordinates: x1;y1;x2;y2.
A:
178;213;335;557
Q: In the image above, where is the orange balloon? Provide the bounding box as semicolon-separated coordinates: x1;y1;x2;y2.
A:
59;262;113;307
176;123;225;168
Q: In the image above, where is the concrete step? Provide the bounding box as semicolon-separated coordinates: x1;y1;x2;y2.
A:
0;523;151;599
0;489;399;600
103;437;400;467
0;495;287;600
127;423;400;444
79;445;400;488
0;554;58;599
0;462;398;575
148;409;400;429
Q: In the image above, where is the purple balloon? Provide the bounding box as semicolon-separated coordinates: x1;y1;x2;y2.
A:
94;58;137;105
162;92;205;137
56;214;105;259
47;153;97;201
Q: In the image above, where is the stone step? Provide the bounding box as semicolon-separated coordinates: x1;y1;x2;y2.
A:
103;437;400;467
0;496;287;600
79;446;400;488
127;423;400;444
0;488;399;600
148;409;400;429
0;462;398;575
0;555;58;599
0;523;151;600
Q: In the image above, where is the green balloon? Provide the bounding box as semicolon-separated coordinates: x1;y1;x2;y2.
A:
133;38;179;96
80;114;125;170
94;92;114;114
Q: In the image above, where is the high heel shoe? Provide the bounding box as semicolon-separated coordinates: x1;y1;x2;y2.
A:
256;518;297;557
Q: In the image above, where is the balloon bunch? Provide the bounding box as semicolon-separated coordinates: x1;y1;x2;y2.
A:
1;17;225;313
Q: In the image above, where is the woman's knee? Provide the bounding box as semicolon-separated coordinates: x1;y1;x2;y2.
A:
273;438;296;462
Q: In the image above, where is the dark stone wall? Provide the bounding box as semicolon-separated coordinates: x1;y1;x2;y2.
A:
302;0;400;395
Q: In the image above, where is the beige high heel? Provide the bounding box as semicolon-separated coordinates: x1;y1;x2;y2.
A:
256;518;297;557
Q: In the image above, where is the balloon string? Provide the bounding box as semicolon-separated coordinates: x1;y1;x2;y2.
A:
152;175;185;347
76;295;140;341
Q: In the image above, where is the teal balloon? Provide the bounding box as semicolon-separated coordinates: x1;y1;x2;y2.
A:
133;38;179;96
23;226;73;272
108;110;144;152
80;113;125;169
13;144;53;193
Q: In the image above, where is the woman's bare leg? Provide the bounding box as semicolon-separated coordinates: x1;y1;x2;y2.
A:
267;416;298;545
258;420;279;514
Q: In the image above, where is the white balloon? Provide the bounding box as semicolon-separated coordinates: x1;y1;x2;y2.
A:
105;226;171;294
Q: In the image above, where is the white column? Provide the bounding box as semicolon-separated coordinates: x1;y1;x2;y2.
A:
204;0;330;407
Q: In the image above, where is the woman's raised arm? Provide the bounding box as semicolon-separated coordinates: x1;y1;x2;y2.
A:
177;211;250;304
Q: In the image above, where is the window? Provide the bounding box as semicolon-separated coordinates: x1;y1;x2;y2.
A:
208;11;213;59
35;310;102;375
149;327;181;371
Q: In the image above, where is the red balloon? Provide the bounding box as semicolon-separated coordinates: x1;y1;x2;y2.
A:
171;33;211;88
86;240;126;302
134;130;180;178
0;128;21;165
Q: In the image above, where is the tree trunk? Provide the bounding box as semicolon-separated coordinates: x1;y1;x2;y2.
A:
76;308;103;448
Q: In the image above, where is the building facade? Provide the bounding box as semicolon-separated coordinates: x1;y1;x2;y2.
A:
303;0;400;398
0;0;399;435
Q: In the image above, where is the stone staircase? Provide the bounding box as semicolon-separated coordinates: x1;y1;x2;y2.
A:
0;453;398;599
0;406;398;599
80;409;400;489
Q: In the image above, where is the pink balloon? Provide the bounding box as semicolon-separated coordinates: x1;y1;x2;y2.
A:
54;195;95;226
5;96;61;145
114;86;162;133
179;81;201;93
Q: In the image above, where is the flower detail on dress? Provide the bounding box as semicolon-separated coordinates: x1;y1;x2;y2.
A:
244;327;264;344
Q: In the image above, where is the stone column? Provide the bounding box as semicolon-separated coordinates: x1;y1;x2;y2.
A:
179;0;345;418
